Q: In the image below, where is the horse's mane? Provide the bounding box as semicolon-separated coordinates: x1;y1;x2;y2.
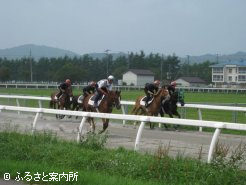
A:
154;87;166;97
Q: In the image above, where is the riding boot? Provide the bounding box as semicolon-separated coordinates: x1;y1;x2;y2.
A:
93;93;100;108
56;92;62;100
145;95;150;107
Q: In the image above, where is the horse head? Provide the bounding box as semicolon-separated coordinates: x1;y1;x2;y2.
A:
108;90;121;110
66;86;73;97
160;87;170;100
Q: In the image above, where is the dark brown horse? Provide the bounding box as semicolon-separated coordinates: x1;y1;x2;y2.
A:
131;87;170;129
49;87;73;119
71;94;84;111
83;90;121;133
160;90;185;130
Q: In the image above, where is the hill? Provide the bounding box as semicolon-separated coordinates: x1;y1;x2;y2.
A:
179;52;246;64
0;44;80;60
1;44;246;63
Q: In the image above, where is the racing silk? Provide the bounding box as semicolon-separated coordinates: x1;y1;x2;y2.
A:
83;85;95;95
145;83;159;94
167;85;175;95
96;79;113;91
59;82;69;90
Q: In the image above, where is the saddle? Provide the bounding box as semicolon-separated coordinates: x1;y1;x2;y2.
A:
77;95;83;104
88;95;105;107
140;96;154;106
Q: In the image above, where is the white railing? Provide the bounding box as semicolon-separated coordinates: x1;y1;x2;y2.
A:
1;104;246;163
1;83;246;93
0;95;246;129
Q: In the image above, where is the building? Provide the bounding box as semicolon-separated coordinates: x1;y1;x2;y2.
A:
175;77;207;87
122;69;154;86
210;61;246;88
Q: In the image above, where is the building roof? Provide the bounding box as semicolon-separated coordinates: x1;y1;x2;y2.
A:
178;77;206;83
210;61;246;67
125;69;154;76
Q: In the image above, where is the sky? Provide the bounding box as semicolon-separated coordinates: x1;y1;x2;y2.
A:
1;0;246;57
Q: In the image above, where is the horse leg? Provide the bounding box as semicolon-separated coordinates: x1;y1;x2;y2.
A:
173;111;181;130
90;118;96;133
160;107;169;129
98;118;109;134
132;106;141;127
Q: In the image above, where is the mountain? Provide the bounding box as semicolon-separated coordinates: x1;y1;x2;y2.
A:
1;44;246;63
179;51;246;64
0;44;80;60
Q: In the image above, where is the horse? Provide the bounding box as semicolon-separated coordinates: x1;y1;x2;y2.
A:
160;90;185;130
49;87;73;119
83;90;121;134
50;91;59;110
70;94;86;119
71;94;84;111
131;87;170;129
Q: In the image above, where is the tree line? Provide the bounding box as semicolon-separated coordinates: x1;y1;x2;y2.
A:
0;51;215;84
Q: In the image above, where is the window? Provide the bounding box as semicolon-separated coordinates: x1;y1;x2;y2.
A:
213;75;223;81
228;76;232;81
228;68;232;73
213;68;223;73
238;67;246;74
238;75;246;82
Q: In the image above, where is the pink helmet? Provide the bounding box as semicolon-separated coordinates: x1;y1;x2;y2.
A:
171;81;177;87
154;80;160;86
89;81;96;87
65;79;71;85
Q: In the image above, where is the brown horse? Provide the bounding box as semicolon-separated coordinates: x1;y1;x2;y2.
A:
49;87;73;119
83;90;121;133
131;87;170;129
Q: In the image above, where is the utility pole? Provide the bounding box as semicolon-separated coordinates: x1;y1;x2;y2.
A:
216;54;219;63
105;49;110;77
187;55;190;76
29;49;33;82
127;51;130;69
161;54;164;82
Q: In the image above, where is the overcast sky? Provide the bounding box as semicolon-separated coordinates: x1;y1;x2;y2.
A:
1;0;246;57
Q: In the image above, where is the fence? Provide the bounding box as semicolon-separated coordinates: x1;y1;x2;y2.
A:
0;94;246;131
1;104;246;163
1;83;246;93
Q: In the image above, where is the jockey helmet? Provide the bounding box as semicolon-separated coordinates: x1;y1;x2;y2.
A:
65;79;71;85
154;80;160;86
171;81;177;87
89;81;96;87
108;75;114;80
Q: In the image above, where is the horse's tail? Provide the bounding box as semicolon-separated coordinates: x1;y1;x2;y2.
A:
49;100;54;109
131;105;137;114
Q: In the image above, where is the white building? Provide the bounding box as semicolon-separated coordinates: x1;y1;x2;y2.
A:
122;69;154;86
210;61;246;88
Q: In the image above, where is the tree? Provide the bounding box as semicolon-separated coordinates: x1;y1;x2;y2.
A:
0;66;10;81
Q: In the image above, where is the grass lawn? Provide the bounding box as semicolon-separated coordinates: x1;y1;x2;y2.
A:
0;131;246;185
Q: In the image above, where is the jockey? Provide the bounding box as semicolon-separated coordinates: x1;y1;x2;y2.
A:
168;81;176;95
93;75;114;108
144;80;160;107
80;81;96;102
55;79;72;100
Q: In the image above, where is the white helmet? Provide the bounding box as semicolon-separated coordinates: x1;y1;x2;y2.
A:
108;75;114;80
